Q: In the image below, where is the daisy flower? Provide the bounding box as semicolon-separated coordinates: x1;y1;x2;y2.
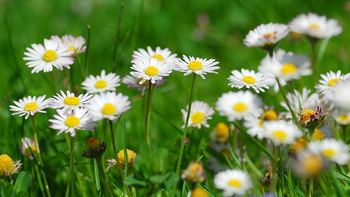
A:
49;108;98;137
106;149;137;170
315;70;350;95
121;75;167;96
216;91;263;121
0;154;22;177
209;122;231;143
23;38;74;73
131;46;178;68
10;95;50;119
82;70;121;93
290;151;326;177
281;88;333;128
181;161;206;183
244;114;265;140
228;68;270;93
51;35;86;55
333;109;350;125
181;101;214;129
258;49;312;81
308;138;349;165
289;13;342;39
19;137;37;160
214;169;253;196
263;120;303;146
86;91;131;121
325;80;350;110
243;22;289;49
50;90;92;112
176;55;220;79
130;58;172;84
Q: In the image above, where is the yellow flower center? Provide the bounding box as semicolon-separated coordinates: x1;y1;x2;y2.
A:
145;66;159;76
191;112;205;124
309;23;320;29
215;122;229;136
263;32;274;38
102;103;116;115
65;116;80;127
242;76;256;84
290;138;308;154
189;163;204;173
42;49;57;62
25;146;38;157
24;102;39;112
136;78;150;86
191;188;209;197
263;110;278;121
117;149;137;168
338;115;350;122
0;154;15;176
281;63;298;74
152;54;164;62
302;154;323;177
307;129;325;141
67;45;75;52
233;103;247;112
228;179;241;187
85;137;101;151
188;61;203;71
300;109;316;122
95;80;107;89
64;97;80;106
328;78;341;86
322;149;336;158
273;130;287;141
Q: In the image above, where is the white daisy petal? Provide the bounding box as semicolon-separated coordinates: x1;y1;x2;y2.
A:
9;95;50;119
82;70;121;94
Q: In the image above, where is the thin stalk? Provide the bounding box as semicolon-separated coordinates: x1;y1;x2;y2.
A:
309;127;316;141
69;136;75;197
173;73;197;192
96;157;114;197
309;39;318;84
144;83;155;146
287;81;294;92
232;126;238;156
66;68;72;92
85;25;91;78
196;127;205;159
334;120;341;140
309;179;314;197
33;160;46;197
269;145;279;191
239;120;244;169
301;178;308;197
342;125;347;143
31;116;51;197
113;4;125;70
51;71;56;94
318;175;329;195
279;148;284;197
75;53;84;80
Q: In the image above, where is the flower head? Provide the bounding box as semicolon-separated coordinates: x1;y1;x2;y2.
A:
258;49;311;81
50;90;92;112
214;169;253;196
49;108;98;137
243;22;289;50
315;70;350;95
209;122;231;143
131;57;172;84
308;138;349;165
131;46;178;68
325;80;350;110
216;90;263;121
289;13;342;39
121;75;167;96
263;121;303;146
51;35;86;55
81;137;107;158
181;161;206;183
228;69;270;93
333;109;350;125
175;55;220;79
19;137;38;160
187;188;210;197
307;128;325;141
290;138;308;154
106;149;137;170
23;39;74;73
10;95;50;119
0;154;22;177
82;70;121;94
86;91;131;121
181;101;214;129
291;151;326;177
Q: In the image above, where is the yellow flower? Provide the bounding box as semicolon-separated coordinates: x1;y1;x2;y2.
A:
181;161;206;183
0;154;21;177
290;138;308;154
307;129;325;141
118;149;137;168
190;188;209;197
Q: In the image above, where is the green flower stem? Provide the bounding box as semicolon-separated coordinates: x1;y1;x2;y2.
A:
309;38;319;84
69;136;75;197
144;83;155;146
309;178;314;197
66;69;73;92
196;127;206;159
51;71;56;94
318;174;329;195
269;145;279;192
85;25;91;78
301;178;308;197
108;120;131;195
75;52;85;80
309;127;316;141
32;160;45;197
239;120;244;169
173;73;197;192
96;157;115;197
113;4;125;70
31;116;51;197
279;148;284;197
342;125;348;143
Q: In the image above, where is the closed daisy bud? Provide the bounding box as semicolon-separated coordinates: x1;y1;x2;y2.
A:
19;137;38;160
81;137;107;159
209;122;231;142
290;138;308;154
307;128;325;141
181;161;206;183
106;149;137;171
291;151;326;178
187;188;210;197
0;154;22;177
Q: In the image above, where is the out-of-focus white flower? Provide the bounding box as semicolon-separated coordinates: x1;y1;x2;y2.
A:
131;46;178;68
263;120;303;146
181;101;214;129
19;137;37;160
121;75;166;96
326;80;350;110
51;34;86;55
214;169;253;196
333;109;350;125
315;70;350;95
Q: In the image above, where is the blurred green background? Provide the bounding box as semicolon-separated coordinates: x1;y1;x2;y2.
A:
1;0;350;196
